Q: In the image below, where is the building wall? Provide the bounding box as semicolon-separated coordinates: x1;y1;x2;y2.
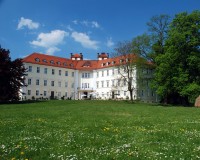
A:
23;63;75;100
22;59;158;102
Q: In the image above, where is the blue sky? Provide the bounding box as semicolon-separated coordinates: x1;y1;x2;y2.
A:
0;0;199;60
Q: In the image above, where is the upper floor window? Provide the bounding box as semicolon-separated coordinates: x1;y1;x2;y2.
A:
59;70;61;76
112;69;114;75
44;68;47;74
36;79;39;85
58;81;61;87
102;71;104;77
97;72;99;77
28;66;32;72
37;67;40;73
65;71;68;76
52;69;55;75
96;81;99;88
107;70;109;76
44;80;47;86
28;78;31;85
72;72;74;77
65;82;68;87
51;81;54;86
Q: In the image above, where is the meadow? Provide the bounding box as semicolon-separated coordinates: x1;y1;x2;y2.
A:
0;100;200;160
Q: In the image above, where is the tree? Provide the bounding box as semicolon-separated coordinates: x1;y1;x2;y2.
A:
147;14;171;56
153;11;200;105
114;41;137;102
0;47;27;102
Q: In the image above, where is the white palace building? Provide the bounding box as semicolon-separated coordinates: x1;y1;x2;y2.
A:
21;52;158;102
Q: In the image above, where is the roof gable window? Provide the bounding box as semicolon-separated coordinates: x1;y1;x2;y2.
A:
50;60;54;64
42;59;47;63
57;61;61;65
35;58;40;62
63;62;67;66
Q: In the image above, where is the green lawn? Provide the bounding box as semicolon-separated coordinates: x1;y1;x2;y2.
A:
0;100;200;160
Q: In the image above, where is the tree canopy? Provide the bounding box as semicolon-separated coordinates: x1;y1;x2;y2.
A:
153;11;200;105
0;47;27;102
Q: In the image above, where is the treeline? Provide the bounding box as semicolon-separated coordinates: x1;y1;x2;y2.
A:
115;10;200;105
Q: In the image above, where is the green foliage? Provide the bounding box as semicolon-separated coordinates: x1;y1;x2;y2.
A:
0;100;200;159
153;11;200;104
0;46;27;102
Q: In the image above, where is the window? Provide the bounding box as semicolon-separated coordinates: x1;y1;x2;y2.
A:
43;59;47;63
118;90;120;96
118;68;120;74
51;81;54;86
101;81;104;88
36;67;40;73
96;81;99;88
58;81;61;87
71;83;74;88
50;60;54;64
65;71;68;76
57;61;61;65
124;91;127;96
58;92;61;97
124;79;127;86
44;80;47;86
35;58;40;62
82;73;84;78
65;92;68;97
112;69;114;75
72;72;74;77
52;69;55;75
59;70;61;76
107;70;109;76
107;81;109;87
28;66;32;72
44;91;47;96
97;72;99;77
102;71;104;77
88;73;90;78
65;82;68;87
102;92;104;97
63;62;67;66
36;90;39;96
28;90;31;95
107;92;109;97
36;79;39;85
44;68;47;74
112;80;114;86
28;78;31;85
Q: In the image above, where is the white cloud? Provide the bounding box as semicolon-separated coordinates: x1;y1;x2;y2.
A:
46;47;60;55
91;21;100;28
106;37;114;47
71;31;99;50
30;30;69;54
17;17;39;30
72;20;100;28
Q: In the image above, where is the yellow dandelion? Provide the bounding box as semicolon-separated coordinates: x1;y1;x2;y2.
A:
20;151;24;155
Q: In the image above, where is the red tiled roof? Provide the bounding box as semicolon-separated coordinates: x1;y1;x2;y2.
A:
72;53;82;58
22;52;139;70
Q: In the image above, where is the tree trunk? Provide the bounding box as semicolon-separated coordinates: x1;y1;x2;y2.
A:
130;90;133;102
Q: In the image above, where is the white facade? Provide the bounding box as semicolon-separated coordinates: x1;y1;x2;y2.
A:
22;53;158;102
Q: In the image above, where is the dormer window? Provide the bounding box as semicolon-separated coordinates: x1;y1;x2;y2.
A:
120;59;124;63
57;61;61;65
112;61;116;65
63;62;67;66
42;59;47;63
35;58;40;62
70;63;74;67
50;60;54;64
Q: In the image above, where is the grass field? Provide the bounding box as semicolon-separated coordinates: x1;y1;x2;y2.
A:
0;100;200;160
